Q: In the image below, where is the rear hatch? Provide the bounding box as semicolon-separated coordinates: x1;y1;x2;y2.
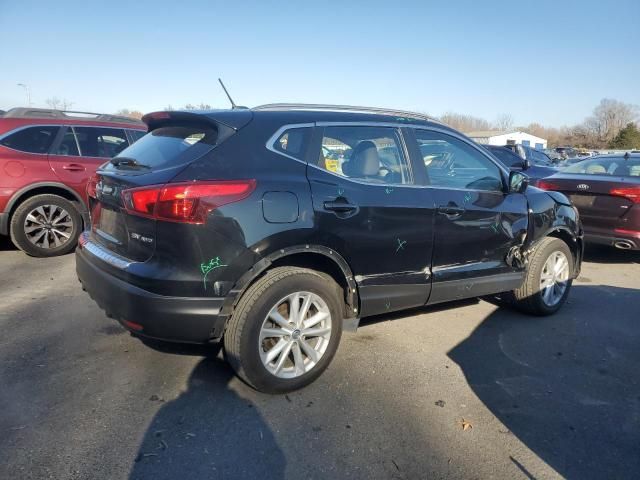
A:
88;110;252;261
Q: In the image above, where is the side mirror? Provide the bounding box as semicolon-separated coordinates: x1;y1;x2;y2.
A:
508;171;529;194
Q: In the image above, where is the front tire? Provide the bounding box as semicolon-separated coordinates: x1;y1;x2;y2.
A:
224;267;343;393
511;237;573;316
10;194;82;257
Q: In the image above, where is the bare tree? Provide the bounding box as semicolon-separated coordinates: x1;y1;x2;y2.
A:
494;113;514;131
114;108;144;120
45;97;74;110
584;98;638;146
439;112;491;132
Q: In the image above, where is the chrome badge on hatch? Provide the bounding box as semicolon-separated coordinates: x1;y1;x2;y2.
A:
576;184;590;190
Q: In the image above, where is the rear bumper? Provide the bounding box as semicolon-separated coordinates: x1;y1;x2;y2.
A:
76;237;226;343
0;212;8;236
585;232;639;250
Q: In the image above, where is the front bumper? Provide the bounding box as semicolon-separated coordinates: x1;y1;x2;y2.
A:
76;236;225;343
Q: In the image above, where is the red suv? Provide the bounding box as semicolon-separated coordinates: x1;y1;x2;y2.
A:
0;108;146;256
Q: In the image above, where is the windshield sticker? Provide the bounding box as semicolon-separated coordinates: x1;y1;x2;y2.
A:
200;257;227;290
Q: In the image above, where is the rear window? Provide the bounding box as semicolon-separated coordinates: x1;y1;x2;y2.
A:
0;126;59;154
564;157;640;177
107;125;217;171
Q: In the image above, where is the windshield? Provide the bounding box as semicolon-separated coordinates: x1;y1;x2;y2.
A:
564;157;640;176
107;125;217;171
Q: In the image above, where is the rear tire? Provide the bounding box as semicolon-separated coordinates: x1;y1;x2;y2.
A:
224;267;343;393
511;237;573;316
10;194;82;257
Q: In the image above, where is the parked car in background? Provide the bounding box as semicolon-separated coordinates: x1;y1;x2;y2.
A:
555;146;578;159
0;108;146;256
77;104;582;393
503;143;557;167
538;153;640;250
484;145;557;183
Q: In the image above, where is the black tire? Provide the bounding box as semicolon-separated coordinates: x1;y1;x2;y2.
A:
511;237;573;316
10;194;82;257
224;266;344;393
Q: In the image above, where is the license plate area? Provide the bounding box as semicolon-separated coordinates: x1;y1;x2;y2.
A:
97;208;125;244
569;194;595;207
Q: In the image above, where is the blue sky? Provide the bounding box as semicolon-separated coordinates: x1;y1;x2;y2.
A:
1;0;638;127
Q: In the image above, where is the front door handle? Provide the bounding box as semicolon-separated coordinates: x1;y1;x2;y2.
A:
62;163;85;172
324;201;358;212
437;205;465;217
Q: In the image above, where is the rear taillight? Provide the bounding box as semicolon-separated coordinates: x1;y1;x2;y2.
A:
87;174;99;199
122;180;256;223
536;179;560;190
610;186;640;204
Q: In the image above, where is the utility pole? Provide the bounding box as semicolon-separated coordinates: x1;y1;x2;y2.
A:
17;83;32;107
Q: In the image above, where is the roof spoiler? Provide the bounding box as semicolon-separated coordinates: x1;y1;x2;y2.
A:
142;109;253;132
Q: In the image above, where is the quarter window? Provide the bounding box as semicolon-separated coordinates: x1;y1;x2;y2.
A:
273;127;311;160
0;126;59;154
318;126;412;185
128;129;146;143
415;130;503;191
74;127;129;158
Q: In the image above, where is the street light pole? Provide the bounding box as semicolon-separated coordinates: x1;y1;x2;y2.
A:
17;83;32;107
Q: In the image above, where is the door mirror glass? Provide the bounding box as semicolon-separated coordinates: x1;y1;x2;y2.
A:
509;171;529;193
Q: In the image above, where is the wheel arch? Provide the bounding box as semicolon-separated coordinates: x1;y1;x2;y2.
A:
5;183;88;235
213;245;359;338
539;226;583;278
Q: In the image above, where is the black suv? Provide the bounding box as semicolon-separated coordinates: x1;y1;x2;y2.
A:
76;104;583;393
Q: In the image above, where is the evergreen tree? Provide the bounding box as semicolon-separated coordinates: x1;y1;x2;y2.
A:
609;123;640;149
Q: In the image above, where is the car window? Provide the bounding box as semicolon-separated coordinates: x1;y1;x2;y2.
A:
53;128;80;156
488;147;522;167
415;130;503;191
0;126;59;154
128;129;146;143
74;127;129;158
273;127;311;160
317;126;412;185
565;157;640;176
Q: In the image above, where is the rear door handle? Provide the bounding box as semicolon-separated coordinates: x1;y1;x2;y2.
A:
62;163;85;172
437;205;465;217
324;201;358;212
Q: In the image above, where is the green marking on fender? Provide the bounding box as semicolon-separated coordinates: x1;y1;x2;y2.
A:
200;257;228;290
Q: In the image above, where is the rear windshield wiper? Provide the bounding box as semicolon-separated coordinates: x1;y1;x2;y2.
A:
110;157;150;169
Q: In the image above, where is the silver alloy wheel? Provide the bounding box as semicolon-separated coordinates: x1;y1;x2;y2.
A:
539;250;570;306
23;205;73;249
259;291;332;379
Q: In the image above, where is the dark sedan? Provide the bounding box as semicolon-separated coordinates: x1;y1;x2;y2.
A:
537;153;640;250
484;145;558;183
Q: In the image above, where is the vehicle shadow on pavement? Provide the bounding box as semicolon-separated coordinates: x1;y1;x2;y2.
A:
0;235;17;251
583;244;640;264
448;284;640;480
128;345;286;480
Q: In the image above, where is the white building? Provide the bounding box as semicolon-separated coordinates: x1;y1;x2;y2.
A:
466;130;547;150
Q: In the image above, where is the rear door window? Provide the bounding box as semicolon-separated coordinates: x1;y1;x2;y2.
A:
53;128;80;156
0;126;60;154
105;124;217;171
74;127;129;158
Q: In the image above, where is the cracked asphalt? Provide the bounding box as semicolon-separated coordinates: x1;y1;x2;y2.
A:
1;235;639;480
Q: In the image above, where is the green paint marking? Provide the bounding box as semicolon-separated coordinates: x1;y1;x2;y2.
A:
385;187;394;194
385;300;391;310
200;257;228;290
337;187;345;196
396;238;407;253
464;192;472;204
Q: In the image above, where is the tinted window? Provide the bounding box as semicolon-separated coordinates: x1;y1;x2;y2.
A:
0;126;59;154
128;129;146;143
108;125;217;170
565;157;640;176
273;127;311;160
74;127;128;158
415;130;503;191
530;149;551;166
318;126;412;185
54;128;80;156
488;147;522;167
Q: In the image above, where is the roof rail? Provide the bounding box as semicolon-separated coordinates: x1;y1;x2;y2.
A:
253;103;442;124
2;107;144;125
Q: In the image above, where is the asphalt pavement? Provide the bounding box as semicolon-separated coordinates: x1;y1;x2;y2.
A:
1;235;639;480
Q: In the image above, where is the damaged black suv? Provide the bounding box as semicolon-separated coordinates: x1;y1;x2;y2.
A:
76;104;583;393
